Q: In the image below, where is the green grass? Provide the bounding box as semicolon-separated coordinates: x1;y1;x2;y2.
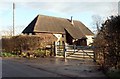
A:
0;52;17;57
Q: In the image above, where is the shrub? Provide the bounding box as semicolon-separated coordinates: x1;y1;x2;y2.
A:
94;15;120;70
2;34;56;58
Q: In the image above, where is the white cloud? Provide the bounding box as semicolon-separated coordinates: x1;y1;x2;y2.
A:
0;0;120;2
0;1;118;35
18;2;118;16
0;1;118;16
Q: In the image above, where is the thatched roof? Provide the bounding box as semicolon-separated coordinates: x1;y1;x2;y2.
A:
22;15;94;39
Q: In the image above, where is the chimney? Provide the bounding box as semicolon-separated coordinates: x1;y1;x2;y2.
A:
71;16;74;25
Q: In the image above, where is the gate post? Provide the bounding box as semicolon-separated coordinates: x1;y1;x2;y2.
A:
93;46;96;62
54;42;57;56
63;41;66;58
73;43;76;53
93;52;96;62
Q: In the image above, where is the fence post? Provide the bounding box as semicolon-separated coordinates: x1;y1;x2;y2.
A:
56;42;58;56
93;52;96;62
73;44;76;53
93;47;96;62
63;41;66;58
50;44;52;56
53;42;57;56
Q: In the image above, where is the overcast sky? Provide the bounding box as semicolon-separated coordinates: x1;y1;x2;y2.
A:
0;0;119;36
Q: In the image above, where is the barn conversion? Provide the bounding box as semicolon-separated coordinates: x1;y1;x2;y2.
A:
22;15;94;46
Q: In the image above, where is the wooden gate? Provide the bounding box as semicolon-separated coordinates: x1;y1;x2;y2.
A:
54;44;95;61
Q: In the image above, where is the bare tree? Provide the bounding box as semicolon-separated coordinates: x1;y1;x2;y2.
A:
92;15;103;33
0;26;13;36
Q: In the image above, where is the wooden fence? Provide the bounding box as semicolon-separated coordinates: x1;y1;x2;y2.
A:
53;44;95;61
